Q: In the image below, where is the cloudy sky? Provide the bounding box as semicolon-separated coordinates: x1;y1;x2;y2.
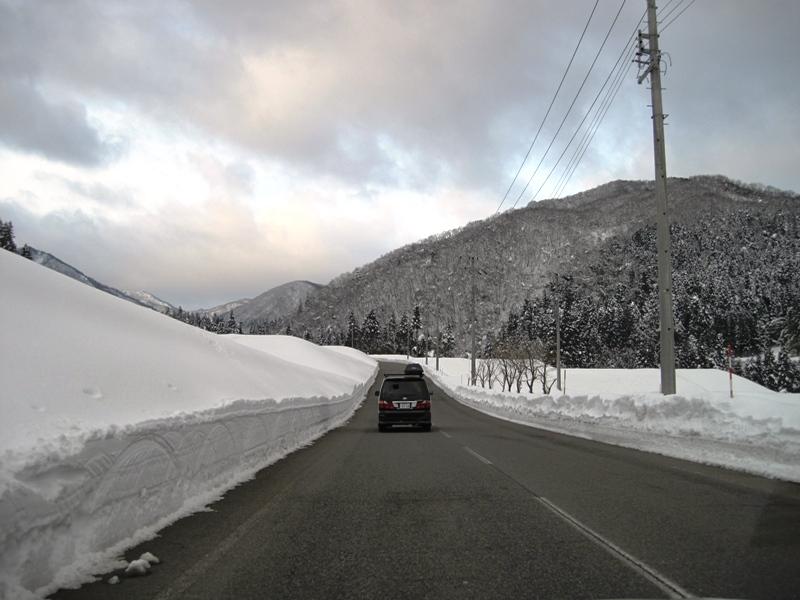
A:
1;0;797;308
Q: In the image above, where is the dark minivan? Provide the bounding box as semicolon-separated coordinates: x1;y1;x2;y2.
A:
376;365;431;431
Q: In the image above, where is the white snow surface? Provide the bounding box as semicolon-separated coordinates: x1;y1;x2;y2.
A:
419;357;800;482
0;251;378;600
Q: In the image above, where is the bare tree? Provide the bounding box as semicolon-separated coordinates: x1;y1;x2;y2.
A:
538;362;557;395
476;359;488;388
521;339;544;393
485;357;499;390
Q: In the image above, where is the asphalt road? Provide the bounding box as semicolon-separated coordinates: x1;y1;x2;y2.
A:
53;360;800;600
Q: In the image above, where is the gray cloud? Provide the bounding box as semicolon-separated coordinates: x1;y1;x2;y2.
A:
0;78;120;166
32;172;136;208
3;1;798;192
0;2;124;166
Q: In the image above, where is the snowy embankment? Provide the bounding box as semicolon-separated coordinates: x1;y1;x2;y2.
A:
380;356;800;482
0;251;378;600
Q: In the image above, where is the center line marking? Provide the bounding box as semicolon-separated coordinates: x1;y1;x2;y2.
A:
533;496;693;599
464;446;492;465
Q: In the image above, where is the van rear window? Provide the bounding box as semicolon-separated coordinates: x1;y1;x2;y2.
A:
380;380;429;401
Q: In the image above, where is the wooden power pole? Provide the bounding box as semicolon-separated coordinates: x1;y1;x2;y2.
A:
638;0;676;394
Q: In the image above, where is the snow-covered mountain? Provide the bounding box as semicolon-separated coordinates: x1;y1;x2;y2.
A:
202;281;321;324
198;298;252;317
28;247;150;309
121;290;177;313
285;175;799;351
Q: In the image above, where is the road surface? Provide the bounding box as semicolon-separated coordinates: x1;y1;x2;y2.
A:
53;360;800;599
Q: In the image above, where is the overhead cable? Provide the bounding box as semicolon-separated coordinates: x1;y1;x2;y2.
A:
662;0;696;31
494;0;599;214
510;0;628;210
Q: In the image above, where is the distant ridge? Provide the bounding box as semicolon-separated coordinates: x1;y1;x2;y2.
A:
28;247;151;309
200;281;322;324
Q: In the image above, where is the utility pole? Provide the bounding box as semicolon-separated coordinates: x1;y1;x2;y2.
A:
435;308;440;372
554;273;562;391
432;251;440;372
470;256;477;386
637;0;676;394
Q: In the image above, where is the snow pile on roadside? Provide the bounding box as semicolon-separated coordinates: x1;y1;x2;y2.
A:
0;251;378;600
424;358;800;482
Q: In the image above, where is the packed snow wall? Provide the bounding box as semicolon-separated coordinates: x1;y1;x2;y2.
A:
0;251;378;599
423;358;800;483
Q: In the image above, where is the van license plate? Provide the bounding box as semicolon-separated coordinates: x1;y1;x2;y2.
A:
397;402;411;409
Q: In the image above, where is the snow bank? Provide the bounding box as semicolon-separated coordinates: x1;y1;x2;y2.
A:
0;251;378;599
425;358;800;482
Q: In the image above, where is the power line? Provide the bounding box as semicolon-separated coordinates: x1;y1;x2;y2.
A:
656;0;686;24
554;47;637;198
549;1;684;199
657;0;678;15
552;54;631;198
662;0;696;31
529;40;635;204
494;1;599;214
557;55;635;197
509;0;628;210
552;42;636;198
549;11;647;199
528;15;644;204
548;8;649;198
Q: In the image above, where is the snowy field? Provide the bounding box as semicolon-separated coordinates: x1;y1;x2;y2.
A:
0;251;378;600
376;356;800;483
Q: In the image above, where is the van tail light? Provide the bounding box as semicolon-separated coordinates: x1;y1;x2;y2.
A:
379;400;394;410
416;400;431;410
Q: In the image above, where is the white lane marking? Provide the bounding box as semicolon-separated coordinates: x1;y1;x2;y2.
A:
534;496;694;599
463;446;492;465
440;430;452;438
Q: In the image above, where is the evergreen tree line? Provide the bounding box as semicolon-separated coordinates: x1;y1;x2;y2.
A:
165;306;244;334
279;304;457;357
487;209;800;392
1;219;33;258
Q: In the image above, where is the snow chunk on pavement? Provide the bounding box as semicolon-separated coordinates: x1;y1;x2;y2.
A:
0;250;378;599
124;559;150;576
108;575;120;585
139;552;160;565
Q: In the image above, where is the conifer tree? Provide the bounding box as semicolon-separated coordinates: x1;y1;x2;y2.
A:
398;313;411;355
412;305;422;339
362;309;381;353
0;220;17;252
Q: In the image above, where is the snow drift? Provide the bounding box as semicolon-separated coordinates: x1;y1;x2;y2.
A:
417;358;800;482
0;251;378;599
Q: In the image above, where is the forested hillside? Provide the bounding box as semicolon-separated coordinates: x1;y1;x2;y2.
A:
276;176;799;390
